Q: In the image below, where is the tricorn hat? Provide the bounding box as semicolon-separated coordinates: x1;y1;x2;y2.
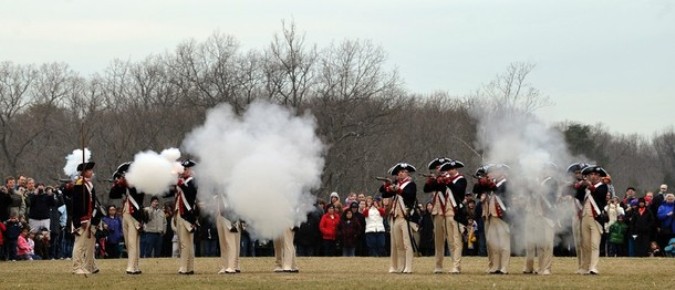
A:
439;160;465;171
76;162;95;172
581;165;608;177
181;159;196;168
566;162;590;173
113;161;132;179
487;163;510;173
388;162;417;176
427;157;451;170
474;164;493;178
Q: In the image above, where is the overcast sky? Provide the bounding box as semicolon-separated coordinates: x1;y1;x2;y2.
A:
2;0;673;135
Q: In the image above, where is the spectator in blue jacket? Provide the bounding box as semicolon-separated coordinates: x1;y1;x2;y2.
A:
657;193;675;251
101;205;123;258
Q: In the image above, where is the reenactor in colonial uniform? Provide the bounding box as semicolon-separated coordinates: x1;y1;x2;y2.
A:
472;165;492;259
109;162;146;275
71;161;102;275
523;164;559;275
579;165;609;275
379;162;417;274
215;193;241;274
273;227;299;273
563;162;589;273
423;158;467;274
174;159;198;275
482;164;510;274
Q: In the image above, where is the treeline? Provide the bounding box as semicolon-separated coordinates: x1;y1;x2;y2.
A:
1;23;673;204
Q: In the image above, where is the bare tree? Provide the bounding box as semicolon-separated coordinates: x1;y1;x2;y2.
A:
263;20;317;107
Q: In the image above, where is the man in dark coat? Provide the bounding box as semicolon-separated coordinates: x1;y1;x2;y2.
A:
631;197;655;257
109;162;146;274
174;160;198;275
483;164;511;274
423;158;467;274
71;161;102;275
579;165;609;275
379;162;417;274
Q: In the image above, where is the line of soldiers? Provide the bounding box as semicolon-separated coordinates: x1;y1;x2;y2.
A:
376;158;610;275
69;158;298;275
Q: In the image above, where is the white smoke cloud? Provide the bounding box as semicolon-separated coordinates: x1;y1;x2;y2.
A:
472;104;575;254
63;148;92;178
183;101;325;239
125;148;182;195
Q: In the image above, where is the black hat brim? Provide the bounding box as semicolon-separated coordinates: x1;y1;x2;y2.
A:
581;166;608;177
389;163;417;176
439;160;465;171
76;162;95;171
427;157;450;170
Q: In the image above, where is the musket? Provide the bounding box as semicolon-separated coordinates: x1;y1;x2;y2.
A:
373;176;393;183
51;177;73;183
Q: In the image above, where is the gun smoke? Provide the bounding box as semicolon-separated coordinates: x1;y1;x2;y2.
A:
182;101;325;240
471;104;577;254
125;148;184;196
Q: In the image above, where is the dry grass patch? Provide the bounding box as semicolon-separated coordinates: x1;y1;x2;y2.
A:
1;257;673;289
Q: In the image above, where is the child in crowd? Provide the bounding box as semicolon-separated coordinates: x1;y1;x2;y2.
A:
664;238;675;257
4;212;23;261
649;241;663;257
608;215;628;257
17;225;40;260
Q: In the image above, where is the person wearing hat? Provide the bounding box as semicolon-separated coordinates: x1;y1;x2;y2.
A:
71;160;101;275
523;164;559;275
109;162;146;274
482;164;510;274
631;197;655;257
579;165;609;275
471;165;492;257
423;158;467;274
327;192;343;214
379;162;417;274
561;162;589;273
175;159;198;275
214;192;241;274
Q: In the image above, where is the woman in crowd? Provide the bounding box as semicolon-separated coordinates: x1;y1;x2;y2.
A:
319;204;340;256
337;210;362;257
101;205;123;258
363;196;386;257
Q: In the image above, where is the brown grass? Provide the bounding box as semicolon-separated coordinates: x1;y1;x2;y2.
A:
1;256;674;289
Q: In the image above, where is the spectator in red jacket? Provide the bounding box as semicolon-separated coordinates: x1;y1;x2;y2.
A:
319;205;340;256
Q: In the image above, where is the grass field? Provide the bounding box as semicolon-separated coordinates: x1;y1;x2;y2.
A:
1;256;674;289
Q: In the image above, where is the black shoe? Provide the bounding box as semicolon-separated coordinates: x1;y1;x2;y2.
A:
91;269;100;274
229;228;238;233
283;269;299;273
126;271;135;275
179;271;194;275
589;271;598;275
523;271;534;274
134;270;142;275
235;270;241;273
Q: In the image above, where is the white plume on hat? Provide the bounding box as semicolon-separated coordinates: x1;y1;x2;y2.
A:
125;148;182;195
63;148;91;178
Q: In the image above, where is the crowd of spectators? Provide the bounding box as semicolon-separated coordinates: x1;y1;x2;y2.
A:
2;174;674;262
